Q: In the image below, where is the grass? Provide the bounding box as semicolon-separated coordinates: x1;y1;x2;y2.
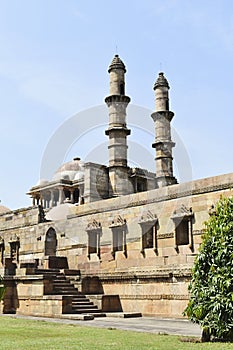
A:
0;317;233;350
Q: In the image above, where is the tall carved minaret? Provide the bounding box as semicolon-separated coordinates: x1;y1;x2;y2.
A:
151;72;177;187
105;55;131;196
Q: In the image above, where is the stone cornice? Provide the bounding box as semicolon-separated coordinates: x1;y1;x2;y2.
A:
81;266;192;282
157;232;174;239
68;173;233;219
121;294;189;300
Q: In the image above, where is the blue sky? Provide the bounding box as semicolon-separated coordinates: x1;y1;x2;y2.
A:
1;0;233;209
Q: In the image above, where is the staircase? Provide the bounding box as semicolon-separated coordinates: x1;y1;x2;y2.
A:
36;268;105;317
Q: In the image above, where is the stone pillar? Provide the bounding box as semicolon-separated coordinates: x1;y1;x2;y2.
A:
58;188;64;204
70;189;74;204
43;198;46;209
151;72;177;187
79;185;84;205
105;54;132;197
50;190;54;208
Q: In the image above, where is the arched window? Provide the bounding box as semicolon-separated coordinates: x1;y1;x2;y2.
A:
45;228;57;256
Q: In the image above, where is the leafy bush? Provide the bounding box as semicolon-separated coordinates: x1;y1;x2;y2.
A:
184;196;233;341
0;275;5;301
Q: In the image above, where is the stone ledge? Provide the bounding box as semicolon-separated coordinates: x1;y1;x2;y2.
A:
81;266;192;282
120;294;189;301
105;312;142;318
18;295;63;300
59;314;94;320
4;274;45;281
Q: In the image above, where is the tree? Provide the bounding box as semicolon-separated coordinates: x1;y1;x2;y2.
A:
184;196;233;341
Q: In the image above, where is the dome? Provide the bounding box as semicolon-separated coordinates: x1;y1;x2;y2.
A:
154;72;170;90
74;171;84;181
46;203;76;221
0;205;11;214
52;157;85;182
108;54;126;73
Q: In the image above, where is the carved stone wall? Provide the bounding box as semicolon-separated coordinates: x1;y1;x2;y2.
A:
0;172;233;317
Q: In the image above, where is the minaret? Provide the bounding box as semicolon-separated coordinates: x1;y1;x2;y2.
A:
151;72;177;187
105;55;131;196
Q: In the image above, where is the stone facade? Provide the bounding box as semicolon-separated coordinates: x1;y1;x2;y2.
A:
0;54;232;318
1;173;233;317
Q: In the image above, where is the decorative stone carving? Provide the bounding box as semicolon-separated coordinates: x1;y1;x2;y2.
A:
9;235;20;243
193;230;205;236
171;205;194;252
86;219;101;259
9;235;20;263
138;210;158;255
109;215;127;258
86;219;101;231
157;232;174;239
138;210;157;224
109;215;126;228
171;205;193;220
209;204;216;216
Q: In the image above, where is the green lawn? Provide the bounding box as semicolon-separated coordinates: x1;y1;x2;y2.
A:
0;317;233;350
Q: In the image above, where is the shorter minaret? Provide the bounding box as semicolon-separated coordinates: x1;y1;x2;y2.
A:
105;55;131;196
151;72;177;187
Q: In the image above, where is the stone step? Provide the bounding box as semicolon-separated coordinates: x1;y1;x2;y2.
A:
72;299;94;306
54;284;77;289
53;275;67;279
64;310;106;317
89;313;106;318
72;299;89;303
53;282;75;287
52;291;80;295
72;308;103;314
36;269;60;274
34;267;103;316
54;287;78;293
73;305;98;310
71;295;87;299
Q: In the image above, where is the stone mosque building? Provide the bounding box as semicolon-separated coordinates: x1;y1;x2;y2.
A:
0;55;232;318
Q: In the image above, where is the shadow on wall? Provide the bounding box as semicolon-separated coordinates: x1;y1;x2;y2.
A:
102;295;123;312
82;276;104;294
82;276;123;312
3;260;19;314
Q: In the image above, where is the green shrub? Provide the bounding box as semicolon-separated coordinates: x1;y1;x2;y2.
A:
184;196;233;341
0;275;5;301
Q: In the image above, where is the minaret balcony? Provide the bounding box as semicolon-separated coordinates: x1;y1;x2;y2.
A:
151;111;174;122
105;95;130;105
105;126;131;136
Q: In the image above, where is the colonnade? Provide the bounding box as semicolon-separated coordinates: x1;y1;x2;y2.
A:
31;186;84;209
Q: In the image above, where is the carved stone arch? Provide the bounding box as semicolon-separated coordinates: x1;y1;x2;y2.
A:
86;219;102;259
45;227;57;256
138;210;158;255
171;205;194;252
109;215;127;258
